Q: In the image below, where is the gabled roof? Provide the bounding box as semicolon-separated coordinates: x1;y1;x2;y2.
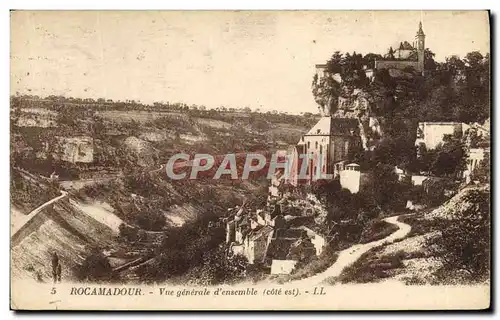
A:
398;41;414;50
248;225;274;241
305;117;332;135
279;228;307;239
305;117;359;136
416;21;425;37
330;118;360;136
266;239;297;260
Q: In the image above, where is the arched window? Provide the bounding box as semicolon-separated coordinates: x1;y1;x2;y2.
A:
315;141;318;149
307;141;310;149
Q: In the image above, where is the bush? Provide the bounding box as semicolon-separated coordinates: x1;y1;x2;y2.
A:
472;152;490;184
76;247;116;282
285;246;338;281
119;223;140;242
185;247;249;285
431;190;490;283
135;208;166;231
330;249;406;284
359;219;399;244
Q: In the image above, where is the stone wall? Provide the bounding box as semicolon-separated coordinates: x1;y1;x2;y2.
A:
375;60;420;72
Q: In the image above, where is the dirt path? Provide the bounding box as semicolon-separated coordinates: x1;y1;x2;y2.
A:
291;215;411;286
11;191;68;237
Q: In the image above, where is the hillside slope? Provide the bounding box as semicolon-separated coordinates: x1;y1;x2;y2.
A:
330;184;490;285
11;199;120;282
10;168;123;282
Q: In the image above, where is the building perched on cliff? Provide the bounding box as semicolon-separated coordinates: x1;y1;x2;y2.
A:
315;21;426;83
375;22;426;74
287;117;362;186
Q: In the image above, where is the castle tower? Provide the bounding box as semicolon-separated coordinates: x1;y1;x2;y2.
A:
415;21;425;73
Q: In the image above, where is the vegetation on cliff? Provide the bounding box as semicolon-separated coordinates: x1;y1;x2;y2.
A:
313;49;489;174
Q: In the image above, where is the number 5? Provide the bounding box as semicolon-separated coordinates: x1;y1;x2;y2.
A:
51;287;56;295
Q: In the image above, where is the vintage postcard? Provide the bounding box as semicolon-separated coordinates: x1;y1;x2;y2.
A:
10;10;490;310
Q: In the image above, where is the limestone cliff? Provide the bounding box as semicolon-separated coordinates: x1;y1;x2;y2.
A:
312;77;383;150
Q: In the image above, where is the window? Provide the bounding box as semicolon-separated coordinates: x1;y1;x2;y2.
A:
319;145;323;153
307;141;310;148
315;141;318;149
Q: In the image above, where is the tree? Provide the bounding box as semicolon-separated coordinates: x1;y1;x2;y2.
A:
431;134;466;177
371;163;401;210
190;247;248;285
76;247;115;282
472;152;490;183
464;51;484;68
326;51;343;74
135;208;167;231
424;48;438;71
57;107;77;127
445;55;466;76
387;47;395;59
363;53;383;69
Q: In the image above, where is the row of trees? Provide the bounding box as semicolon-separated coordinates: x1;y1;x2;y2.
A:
11;94;316;117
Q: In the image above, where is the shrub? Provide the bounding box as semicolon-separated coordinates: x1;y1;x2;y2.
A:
359;219;399;244
118;223;140;242
76;247;115;282
285;246;338;281
185;247;249;286
431;190;490;283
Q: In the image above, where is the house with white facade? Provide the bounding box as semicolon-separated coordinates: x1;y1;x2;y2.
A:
339;163;372;194
287;117;362;186
415;122;469;151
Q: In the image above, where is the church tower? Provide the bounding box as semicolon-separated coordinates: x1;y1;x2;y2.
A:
415;21;425;73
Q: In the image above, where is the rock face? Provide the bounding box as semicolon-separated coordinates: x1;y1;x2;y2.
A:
313;74;342;116
123;136;157;167
312;74;388;151
331;89;384;151
56;136;94;163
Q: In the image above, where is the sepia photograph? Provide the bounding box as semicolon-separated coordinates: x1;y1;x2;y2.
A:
9;10;491;310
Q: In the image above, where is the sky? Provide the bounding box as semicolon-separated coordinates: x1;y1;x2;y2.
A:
10;11;490;114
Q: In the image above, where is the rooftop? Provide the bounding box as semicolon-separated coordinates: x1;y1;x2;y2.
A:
305;117;359;136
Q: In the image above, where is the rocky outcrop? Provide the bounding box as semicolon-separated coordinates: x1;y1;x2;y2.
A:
123;136;157;167
312;73;389;151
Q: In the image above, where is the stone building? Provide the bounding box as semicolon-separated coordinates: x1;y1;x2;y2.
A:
224;203;323;268
375;22;426;74
287;117;362;186
415;122;469;151
339;163;372;194
242;225;274;264
316;22;427;78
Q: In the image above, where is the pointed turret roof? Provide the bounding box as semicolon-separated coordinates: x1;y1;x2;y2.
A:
416;21;425;37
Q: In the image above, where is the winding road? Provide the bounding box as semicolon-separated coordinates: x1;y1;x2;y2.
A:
291;215;411;286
